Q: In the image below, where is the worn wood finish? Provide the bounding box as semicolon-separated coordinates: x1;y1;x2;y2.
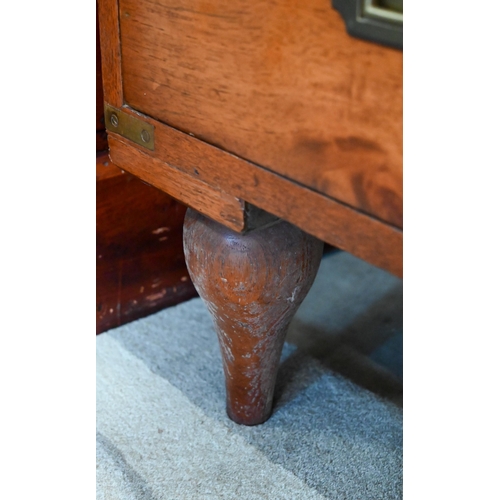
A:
97;248;197;334
97;159;197;333
118;0;402;228
107;134;247;232
184;208;324;424
108;115;402;277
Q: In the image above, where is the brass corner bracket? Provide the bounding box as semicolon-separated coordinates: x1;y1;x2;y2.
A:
104;104;155;151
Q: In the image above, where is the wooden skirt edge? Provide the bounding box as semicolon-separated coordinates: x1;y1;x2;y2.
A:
107;110;402;277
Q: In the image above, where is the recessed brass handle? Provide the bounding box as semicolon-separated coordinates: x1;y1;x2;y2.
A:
364;0;402;23
332;0;403;50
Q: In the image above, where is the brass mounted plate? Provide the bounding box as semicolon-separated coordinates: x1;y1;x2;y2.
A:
104;104;155;151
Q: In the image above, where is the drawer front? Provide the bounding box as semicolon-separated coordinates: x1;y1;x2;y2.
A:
118;0;402;228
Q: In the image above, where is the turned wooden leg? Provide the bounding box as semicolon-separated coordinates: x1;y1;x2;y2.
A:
183;208;323;425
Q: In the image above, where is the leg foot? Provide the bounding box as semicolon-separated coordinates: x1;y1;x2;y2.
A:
183;209;323;425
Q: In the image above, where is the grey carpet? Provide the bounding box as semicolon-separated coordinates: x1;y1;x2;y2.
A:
97;250;403;499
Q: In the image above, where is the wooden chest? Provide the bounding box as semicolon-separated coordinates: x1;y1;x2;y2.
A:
98;0;402;424
98;0;402;276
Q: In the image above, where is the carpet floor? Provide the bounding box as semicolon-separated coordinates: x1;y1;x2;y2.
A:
97;250;403;499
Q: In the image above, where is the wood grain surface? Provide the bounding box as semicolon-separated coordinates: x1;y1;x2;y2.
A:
107;112;402;277
118;0;402;227
184;208;324;425
107;134;248;232
97;158;197;333
97;0;123;108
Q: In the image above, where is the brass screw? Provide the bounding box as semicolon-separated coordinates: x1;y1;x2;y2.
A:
110;113;119;127
141;129;151;143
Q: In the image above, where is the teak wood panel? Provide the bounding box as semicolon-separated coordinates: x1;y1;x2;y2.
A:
107;108;402;277
118;0;402;228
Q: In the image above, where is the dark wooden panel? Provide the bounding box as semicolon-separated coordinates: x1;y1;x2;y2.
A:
96;150;123;181
96;8;105;131
118;0;402;228
96;7;108;152
96;156;197;334
107;113;402;277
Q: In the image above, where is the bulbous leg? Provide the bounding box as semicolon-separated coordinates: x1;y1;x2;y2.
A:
183;208;323;425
